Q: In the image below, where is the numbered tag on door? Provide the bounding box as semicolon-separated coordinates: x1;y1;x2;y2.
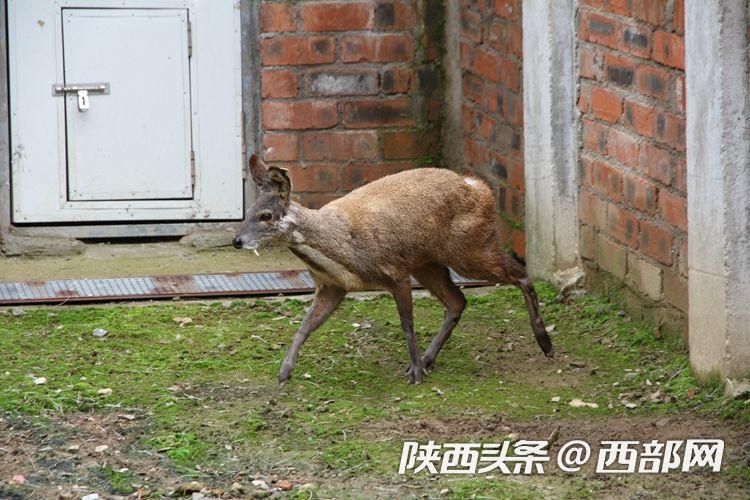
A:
77;90;90;112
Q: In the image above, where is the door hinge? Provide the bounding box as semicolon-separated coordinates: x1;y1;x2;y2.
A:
187;20;193;58
190;150;196;189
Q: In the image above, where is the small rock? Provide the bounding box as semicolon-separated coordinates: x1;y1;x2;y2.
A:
176;482;205;495
297;483;318;494
9;474;26;485
92;328;109;338
230;482;244;494
623;402;639;409
550;396;561;403
94;445;109;453
119;414;136;421
67;444;80;452
276;479;293;491
173;317;193;327
624;372;638;381
81;494;100;500
97;388;113;396
431;387;444;397
251;480;269;490
440;488;451;496
11;307;25;317
33;377;47;385
569;399;599;409
302;373;312;379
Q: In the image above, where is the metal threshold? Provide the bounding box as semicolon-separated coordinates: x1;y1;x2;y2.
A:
0;270;489;306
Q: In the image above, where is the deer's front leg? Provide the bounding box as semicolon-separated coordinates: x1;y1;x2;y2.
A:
391;280;425;384
279;285;346;385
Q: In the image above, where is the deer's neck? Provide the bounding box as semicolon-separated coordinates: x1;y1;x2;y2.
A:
281;203;363;290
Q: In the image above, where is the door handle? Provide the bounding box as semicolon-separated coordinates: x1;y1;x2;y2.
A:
52;82;110;95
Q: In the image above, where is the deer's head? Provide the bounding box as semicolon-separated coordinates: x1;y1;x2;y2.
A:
233;155;293;252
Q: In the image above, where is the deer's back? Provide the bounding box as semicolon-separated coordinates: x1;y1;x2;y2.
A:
321;168;498;275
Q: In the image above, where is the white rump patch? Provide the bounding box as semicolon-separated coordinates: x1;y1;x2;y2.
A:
464;177;481;188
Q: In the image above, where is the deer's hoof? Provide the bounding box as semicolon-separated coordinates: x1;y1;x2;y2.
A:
278;364;294;385
421;354;436;371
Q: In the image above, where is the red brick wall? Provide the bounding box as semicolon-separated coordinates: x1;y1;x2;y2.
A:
259;1;444;208
577;0;688;314
458;0;524;256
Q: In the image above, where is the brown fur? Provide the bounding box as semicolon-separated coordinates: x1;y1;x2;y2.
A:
235;157;552;385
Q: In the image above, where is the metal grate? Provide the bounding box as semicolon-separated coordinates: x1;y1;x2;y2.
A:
0;270;488;305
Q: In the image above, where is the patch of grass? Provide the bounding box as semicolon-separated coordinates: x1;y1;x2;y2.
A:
97;466;137;495
0;285;747;496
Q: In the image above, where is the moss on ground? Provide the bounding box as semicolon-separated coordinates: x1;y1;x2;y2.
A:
0;284;747;498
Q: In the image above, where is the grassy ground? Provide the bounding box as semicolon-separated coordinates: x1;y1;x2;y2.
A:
0;285;748;499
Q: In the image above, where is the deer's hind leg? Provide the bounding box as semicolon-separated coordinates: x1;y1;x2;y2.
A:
462;245;554;358
412;263;467;370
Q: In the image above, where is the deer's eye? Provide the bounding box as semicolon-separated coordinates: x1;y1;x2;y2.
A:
258;211;273;222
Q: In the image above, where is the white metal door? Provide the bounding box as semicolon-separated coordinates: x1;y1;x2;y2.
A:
63;8;193;201
8;0;243;223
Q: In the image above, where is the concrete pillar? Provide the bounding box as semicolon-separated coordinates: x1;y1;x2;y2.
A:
685;0;750;383
522;0;579;280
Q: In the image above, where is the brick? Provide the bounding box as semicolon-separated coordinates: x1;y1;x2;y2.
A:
627;254;663;300
652;31;685;69
638;142;672;184
580;224;595;259
584;159;624;202
591;87;623;123
287;164;341;192
659;190;687;231
656;113;685;151
488;21;523;58
262;36;335;66
674;158;687;193
302;131;378;160
298;193;339;209
343;162;412;189
663;271;688;312
306;70;379;96
579;190;607;228
494;0;519;20
511;229;525;258
382;68;412;93
460;7;482;42
374;1;416;29
472;48;500;83
619;24;652;59
343;99;414;128
607;203;639;247
580;46;601;81
382;130;435;160
263;101;338;130
342;35;413;62
605;53;635;87
463;73;485;104
638;220;673;265
608;128;639;167
464;138;489;166
583;119;608;154
586;13;618;49
260;2;295;33
673;0;684;33
623;173;657;213
263;133;299;161
597;235;627;279
631;0;668;25
300;3;373;32
624;100;657;138
636;65;670;101
262;70;297;98
601;0;630;16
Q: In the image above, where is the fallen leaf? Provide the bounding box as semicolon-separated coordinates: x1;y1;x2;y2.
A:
172;317;193;327
33;377;47;385
97;388;112;396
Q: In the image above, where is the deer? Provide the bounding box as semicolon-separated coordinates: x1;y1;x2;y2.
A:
234;155;553;386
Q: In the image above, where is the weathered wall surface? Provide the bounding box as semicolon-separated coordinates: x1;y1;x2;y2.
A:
576;0;687;325
259;0;444;209
457;0;525;256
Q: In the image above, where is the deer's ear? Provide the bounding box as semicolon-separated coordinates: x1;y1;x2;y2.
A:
249;154;268;186
267;166;292;206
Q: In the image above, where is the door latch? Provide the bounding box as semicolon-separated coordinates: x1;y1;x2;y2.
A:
52;82;109;111
77;90;90;112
